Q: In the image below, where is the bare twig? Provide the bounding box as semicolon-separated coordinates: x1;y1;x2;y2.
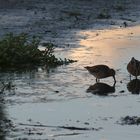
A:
19;123;100;131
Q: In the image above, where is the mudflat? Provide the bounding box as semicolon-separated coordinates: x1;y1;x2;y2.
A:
0;0;140;140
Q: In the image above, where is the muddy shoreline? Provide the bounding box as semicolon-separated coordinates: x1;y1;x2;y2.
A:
0;0;140;45
0;0;140;140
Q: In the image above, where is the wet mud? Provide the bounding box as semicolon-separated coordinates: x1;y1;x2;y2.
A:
0;0;140;140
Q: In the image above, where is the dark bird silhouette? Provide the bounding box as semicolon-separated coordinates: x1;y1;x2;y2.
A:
123;21;128;27
127;79;140;94
127;57;140;79
85;65;116;82
86;82;115;96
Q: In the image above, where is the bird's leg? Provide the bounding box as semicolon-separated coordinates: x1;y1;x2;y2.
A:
129;74;131;81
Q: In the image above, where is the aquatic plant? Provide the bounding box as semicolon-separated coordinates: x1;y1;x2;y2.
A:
119;116;140;125
0;33;76;70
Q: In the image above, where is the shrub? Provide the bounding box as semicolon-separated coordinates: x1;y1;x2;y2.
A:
0;33;76;70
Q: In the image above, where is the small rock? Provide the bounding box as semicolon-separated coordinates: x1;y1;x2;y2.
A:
84;122;90;125
119;90;125;93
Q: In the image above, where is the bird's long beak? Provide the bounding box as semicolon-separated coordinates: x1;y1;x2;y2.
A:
113;75;116;83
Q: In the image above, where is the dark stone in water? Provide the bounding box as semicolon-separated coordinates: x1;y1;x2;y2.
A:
119;90;125;93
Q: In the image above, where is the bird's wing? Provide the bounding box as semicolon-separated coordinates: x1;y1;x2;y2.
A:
94;65;109;73
86;65;110;73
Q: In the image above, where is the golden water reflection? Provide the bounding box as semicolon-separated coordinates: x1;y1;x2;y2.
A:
69;26;140;70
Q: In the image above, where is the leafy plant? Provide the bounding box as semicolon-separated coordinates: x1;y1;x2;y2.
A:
0;33;76;70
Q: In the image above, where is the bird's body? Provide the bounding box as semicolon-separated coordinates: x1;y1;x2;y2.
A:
127;57;140;79
85;64;116;82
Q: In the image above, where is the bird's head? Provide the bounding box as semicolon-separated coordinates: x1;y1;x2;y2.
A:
84;66;90;70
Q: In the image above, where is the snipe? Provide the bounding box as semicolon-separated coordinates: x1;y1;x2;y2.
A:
85;64;116;82
127;57;140;79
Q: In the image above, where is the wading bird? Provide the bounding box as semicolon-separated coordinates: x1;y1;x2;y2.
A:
127;57;140;79
85;64;116;83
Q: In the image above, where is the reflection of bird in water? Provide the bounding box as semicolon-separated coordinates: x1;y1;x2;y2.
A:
127;79;140;94
84;65;116;82
86;82;115;96
127;57;140;79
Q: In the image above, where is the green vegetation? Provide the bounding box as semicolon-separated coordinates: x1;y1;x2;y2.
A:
0;33;76;70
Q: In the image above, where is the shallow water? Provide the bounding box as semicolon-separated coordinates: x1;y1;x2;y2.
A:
1;25;140;139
